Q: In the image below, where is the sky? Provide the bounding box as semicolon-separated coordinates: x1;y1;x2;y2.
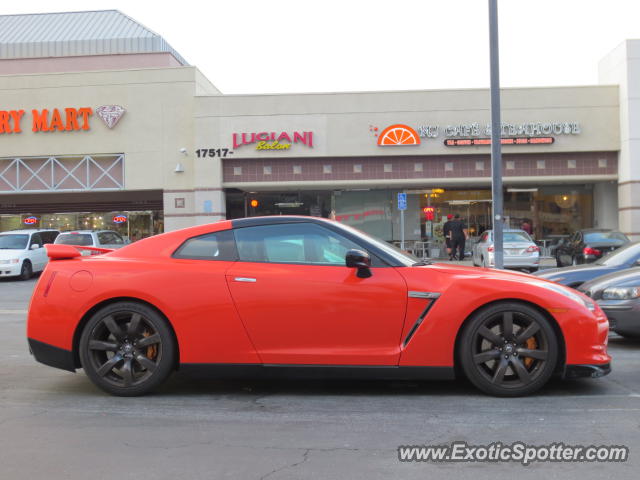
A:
2;0;640;94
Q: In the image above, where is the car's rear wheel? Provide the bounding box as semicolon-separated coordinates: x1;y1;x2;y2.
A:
79;302;175;396
459;302;559;396
19;260;32;281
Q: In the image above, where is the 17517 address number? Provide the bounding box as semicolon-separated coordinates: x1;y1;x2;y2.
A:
196;148;233;158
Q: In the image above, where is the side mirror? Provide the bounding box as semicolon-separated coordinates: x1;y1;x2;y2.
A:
30;244;40;250
346;249;372;278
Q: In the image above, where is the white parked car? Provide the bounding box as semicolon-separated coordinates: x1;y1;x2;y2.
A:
0;229;60;280
471;229;540;272
54;230;127;255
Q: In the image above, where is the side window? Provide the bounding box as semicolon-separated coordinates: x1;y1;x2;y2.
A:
480;232;489;242
173;230;237;261
40;231;59;244
30;233;43;248
98;232;124;245
97;232;111;245
234;223;364;265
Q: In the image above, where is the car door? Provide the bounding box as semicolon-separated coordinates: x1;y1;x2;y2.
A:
225;222;408;365
28;233;47;272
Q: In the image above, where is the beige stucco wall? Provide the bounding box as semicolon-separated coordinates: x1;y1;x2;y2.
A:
195;85;619;160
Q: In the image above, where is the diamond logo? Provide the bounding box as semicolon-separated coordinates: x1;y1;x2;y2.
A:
96;105;126;129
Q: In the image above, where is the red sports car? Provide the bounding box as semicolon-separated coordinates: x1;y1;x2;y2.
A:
27;216;611;397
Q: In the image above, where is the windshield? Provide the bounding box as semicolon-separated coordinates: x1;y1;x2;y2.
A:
330;221;419;266
0;234;29;250
56;233;94;246
584;231;629;243
596;242;640;266
503;231;532;243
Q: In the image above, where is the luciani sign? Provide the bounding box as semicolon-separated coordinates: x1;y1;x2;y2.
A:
232;131;314;150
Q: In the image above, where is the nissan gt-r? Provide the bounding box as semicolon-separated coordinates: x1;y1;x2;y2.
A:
27;216;611;397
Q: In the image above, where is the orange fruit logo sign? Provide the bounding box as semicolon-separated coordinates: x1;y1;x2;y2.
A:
377;124;421;146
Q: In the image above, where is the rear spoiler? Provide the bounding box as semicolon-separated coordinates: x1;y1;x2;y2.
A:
45;244;114;260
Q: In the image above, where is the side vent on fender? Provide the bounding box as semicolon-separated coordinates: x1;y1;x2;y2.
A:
403;292;441;347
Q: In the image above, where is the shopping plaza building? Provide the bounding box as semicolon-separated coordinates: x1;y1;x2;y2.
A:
1;10;640;247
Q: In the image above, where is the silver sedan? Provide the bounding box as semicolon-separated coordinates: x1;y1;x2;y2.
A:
471;229;540;272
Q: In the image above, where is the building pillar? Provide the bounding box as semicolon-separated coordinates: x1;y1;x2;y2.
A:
593;182;618;229
599;40;640;239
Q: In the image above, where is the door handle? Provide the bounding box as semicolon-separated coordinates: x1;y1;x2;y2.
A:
234;277;257;283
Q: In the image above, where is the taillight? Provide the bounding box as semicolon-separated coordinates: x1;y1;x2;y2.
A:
487;246;494;252
526;245;540;253
584;247;601;256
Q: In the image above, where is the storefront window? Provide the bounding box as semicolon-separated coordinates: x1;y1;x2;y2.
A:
0;210;163;241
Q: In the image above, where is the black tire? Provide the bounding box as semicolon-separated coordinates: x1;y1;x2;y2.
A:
79;302;175;396
19;260;32;281
459;302;559;397
528;267;539;273
555;255;562;268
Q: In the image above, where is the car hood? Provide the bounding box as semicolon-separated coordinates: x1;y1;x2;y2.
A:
579;267;640;293
0;249;25;259
533;263;619;282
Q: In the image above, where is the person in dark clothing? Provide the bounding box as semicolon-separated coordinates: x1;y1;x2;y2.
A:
443;214;454;259
449;214;468;261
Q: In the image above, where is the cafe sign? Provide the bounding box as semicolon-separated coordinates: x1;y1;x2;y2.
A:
417;121;581;139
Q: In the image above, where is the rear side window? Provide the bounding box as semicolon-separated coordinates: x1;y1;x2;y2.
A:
173;230;237;261
97;232;124;245
56;234;94;246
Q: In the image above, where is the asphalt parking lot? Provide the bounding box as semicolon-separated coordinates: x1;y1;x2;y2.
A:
1;273;639;480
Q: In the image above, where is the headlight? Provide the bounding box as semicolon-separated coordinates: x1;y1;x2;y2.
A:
602;287;640;300
0;259;19;264
535;282;596;311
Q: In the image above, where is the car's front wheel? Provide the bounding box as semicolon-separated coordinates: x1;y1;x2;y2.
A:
19;260;32;281
79;302;175;396
459;302;559;396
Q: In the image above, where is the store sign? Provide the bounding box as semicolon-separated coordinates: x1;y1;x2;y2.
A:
23;216;38;225
96;105;126;129
445;137;555;146
232;131;314;150
0;105;126;135
423;207;435;221
112;215;128;224
416;121;581;139
376;124;421;146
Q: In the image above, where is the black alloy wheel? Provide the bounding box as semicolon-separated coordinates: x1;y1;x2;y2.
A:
19;261;32;281
79;302;175;396
460;302;559;396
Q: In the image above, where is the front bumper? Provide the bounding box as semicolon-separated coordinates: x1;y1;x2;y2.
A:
564;363;611;379
597;299;640;336
0;262;21;277
28;338;76;372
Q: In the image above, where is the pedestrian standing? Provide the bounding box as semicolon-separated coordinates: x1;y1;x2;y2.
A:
443;214;454;259
450;214;469;261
